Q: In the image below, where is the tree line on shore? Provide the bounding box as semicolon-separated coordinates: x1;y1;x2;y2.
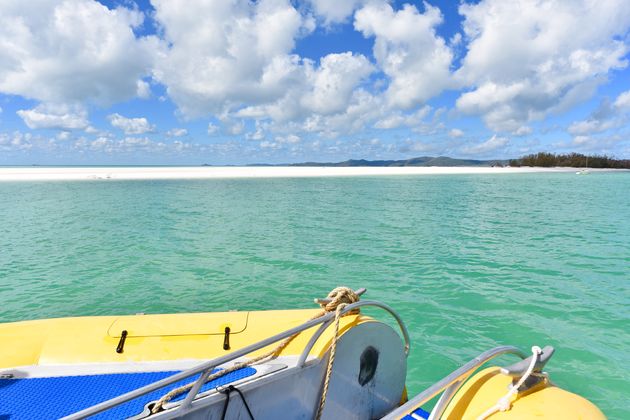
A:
509;152;630;169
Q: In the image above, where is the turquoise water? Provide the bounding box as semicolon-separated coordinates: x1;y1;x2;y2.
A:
1;173;628;418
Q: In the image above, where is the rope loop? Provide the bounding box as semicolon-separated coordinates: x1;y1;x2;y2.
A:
477;345;543;420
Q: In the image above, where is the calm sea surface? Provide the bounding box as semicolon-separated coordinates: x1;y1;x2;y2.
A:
1;173;628;417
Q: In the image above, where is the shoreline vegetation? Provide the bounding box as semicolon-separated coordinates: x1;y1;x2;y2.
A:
509;153;630;169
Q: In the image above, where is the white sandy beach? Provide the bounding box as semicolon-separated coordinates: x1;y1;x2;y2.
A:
0;166;624;181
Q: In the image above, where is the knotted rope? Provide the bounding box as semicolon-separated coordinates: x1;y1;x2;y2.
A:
314;287;359;420
150;286;360;415
477;346;542;420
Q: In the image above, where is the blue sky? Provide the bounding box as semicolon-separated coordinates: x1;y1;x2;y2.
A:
0;0;629;165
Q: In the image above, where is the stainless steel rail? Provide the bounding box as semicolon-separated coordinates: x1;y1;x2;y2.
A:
297;300;411;367
62;300;409;420
381;345;528;420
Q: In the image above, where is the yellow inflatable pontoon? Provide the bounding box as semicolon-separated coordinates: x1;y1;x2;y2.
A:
0;287;604;419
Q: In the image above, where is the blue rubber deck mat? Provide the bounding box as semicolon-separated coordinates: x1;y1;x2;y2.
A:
0;366;256;419
402;406;430;420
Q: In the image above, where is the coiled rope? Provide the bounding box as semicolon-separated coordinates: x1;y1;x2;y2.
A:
477;346;542;420
150;286;360;416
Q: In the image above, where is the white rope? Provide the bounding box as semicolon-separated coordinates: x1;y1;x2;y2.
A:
476;346;542;420
315;303;346;420
314;287;360;420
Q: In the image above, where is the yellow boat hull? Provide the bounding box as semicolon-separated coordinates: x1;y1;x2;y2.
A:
442;367;605;419
0;308;366;369
0;307;605;419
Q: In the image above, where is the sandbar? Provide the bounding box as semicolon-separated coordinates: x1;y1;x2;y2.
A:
0;166;624;181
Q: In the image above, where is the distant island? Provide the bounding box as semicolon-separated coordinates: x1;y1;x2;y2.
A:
248;156;507;167
244;153;630;168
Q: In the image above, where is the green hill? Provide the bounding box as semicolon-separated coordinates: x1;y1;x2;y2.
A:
286;156;506;167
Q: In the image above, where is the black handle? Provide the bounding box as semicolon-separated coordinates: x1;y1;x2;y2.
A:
116;330;128;354
223;327;231;350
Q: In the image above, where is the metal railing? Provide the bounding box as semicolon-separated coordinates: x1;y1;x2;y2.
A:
381;345;528;420
62;300;410;420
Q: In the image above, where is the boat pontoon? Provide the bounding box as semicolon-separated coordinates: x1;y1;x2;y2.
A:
0;287;604;419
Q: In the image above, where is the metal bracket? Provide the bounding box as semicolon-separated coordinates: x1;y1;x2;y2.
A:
501;345;554;391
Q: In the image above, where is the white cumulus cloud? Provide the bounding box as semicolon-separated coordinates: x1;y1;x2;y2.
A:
166;128;187;137
354;2;453;109
455;0;630;132
513;126;532;136
56;131;71;140
374;106;432;129
448;128;464;138
276;134;301;144
568;90;630;137
207;123;219;135
108;113;155;135
460;134;509;155
17;104;89;130
0;0;158;105
0;131;34;151
151;0;309;118
614;90;630;109
136;80;152;99
301;52;374;115
307;0;366;25
79;136;188;155
568;118;616;136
